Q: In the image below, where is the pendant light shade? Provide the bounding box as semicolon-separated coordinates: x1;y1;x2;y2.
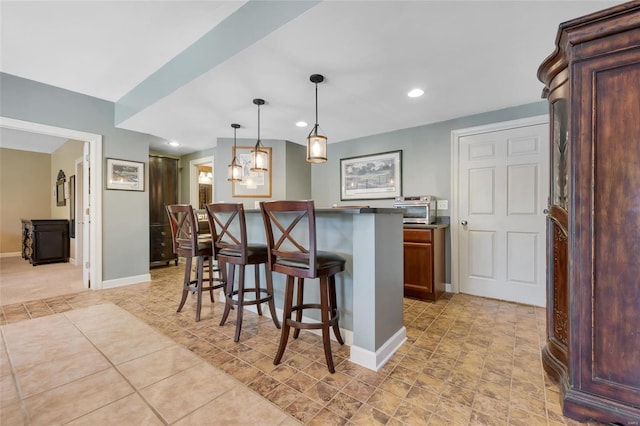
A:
250;98;269;173
227;123;243;182
306;74;328;163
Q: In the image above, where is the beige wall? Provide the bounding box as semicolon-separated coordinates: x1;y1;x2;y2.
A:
51;140;84;259
0;148;51;254
0;140;83;256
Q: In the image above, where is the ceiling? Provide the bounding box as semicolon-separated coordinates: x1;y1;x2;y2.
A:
0;1;625;156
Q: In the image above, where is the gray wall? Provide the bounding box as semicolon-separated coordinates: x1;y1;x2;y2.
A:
312;101;547;208
312;101;548;284
0;73;546;286
182;102;547;286
213;138;311;207
1;72;154;281
284;141;311;200
179;149;214;204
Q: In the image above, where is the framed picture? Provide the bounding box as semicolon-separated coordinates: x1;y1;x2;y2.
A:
232;146;272;198
106;158;145;191
56;169;66;206
340;150;402;200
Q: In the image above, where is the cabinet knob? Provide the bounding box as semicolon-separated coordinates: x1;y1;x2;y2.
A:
461;220;468;226
543;209;549;215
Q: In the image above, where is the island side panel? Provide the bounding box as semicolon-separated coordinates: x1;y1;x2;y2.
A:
351;213;406;370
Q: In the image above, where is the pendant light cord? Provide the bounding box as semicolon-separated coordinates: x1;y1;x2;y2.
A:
314;83;319;136
257;102;261;143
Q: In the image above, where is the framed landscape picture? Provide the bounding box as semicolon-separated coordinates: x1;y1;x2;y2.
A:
340;150;402;200
106;158;145;191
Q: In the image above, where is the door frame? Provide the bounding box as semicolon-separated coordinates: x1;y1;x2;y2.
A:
450;115;548;295
189;156;214;206
74;155;82;267
0;116;103;289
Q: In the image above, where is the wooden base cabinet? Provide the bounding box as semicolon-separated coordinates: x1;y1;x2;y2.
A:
403;227;445;301
21;219;70;266
538;2;640;423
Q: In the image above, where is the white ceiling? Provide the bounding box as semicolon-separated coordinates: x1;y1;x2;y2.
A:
0;127;68;153
0;1;625;156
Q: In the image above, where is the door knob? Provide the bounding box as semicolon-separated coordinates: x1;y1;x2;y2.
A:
461;220;468;226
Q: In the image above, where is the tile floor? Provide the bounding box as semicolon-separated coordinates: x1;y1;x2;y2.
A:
0;257;84;306
1;261;599;425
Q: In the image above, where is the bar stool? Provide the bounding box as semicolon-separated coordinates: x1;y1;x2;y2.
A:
166;204;225;322
205;202;280;342
260;200;346;373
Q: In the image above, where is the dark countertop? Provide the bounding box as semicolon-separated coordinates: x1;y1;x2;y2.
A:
245;207;403;215
403;223;450;229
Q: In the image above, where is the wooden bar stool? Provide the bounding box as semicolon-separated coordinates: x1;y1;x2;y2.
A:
205;202;280;342
166;204;224;322
260;200;346;373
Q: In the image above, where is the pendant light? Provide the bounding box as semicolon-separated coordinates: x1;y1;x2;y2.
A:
227;123;243;182
250;98;269;173
306;74;327;163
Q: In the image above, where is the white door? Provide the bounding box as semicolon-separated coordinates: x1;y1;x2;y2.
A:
75;157;83;267
81;142;90;287
454;118;548;306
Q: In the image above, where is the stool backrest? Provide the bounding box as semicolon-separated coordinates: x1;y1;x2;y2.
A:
260;200;317;278
205;203;249;262
165;204;199;257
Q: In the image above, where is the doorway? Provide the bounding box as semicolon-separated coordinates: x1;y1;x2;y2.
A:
451;116;549;307
0;117;102;289
190;156;214;208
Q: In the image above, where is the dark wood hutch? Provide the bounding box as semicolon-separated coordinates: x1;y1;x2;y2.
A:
21;219;70;266
538;1;640;423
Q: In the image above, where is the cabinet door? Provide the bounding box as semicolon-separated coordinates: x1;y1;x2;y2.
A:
403;241;433;298
543;78;571;381
550;97;569;210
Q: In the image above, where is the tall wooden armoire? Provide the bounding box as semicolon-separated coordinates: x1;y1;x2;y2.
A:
538;1;640;423
149;155;179;266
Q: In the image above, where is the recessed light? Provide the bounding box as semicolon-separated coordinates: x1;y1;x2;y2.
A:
296;121;308;128
168;140;181;147
407;88;424;98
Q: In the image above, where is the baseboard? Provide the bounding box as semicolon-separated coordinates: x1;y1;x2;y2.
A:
349;327;407;371
445;282;453;292
0;252;21;258
101;273;151;289
69;257;77;266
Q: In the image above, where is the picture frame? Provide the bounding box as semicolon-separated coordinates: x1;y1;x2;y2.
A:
106;158;145;191
56;169;66;206
232;146;272;198
340;150;402;200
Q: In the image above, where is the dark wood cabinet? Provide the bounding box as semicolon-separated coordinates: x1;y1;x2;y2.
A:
403;226;445;301
21;219;70;266
149;155;178;266
538;2;640;423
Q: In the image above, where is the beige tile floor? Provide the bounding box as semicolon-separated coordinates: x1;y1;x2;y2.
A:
1;303;295;425
0;257;84;306
0;260;601;425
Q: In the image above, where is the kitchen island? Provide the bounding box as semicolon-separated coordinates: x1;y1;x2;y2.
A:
242;207;405;371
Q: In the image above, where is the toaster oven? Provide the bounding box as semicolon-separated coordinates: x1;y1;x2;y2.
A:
393;195;437;224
